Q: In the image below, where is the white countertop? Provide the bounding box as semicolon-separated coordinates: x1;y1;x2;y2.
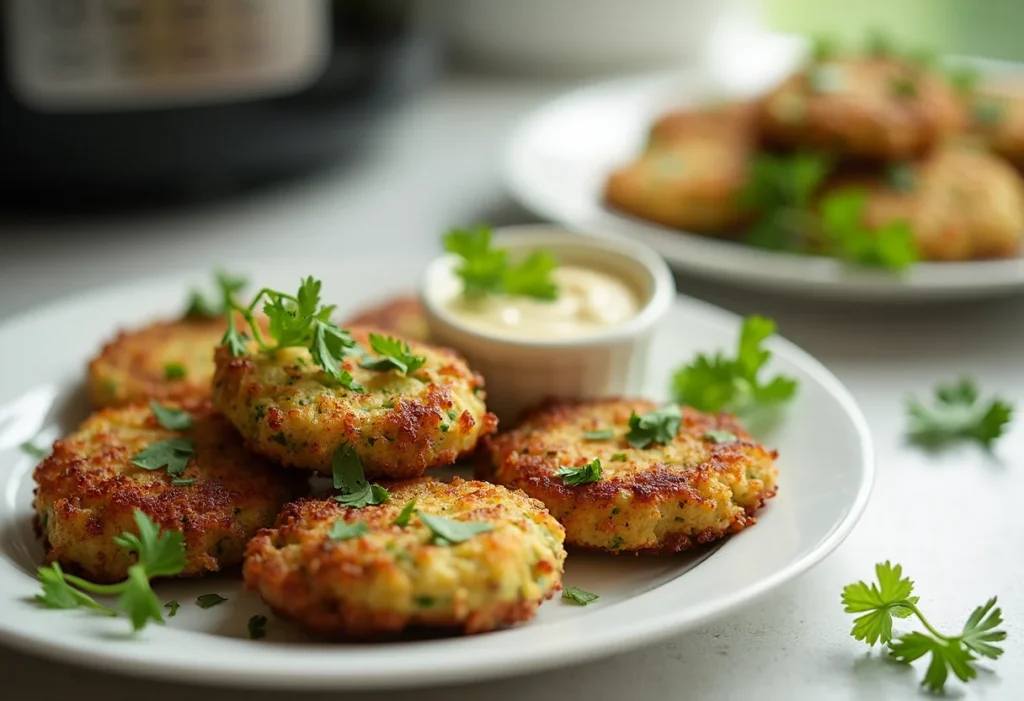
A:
2;74;1023;701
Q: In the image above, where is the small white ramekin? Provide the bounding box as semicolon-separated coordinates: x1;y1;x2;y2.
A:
421;225;676;422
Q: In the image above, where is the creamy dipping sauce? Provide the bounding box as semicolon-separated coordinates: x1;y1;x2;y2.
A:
446;265;641;339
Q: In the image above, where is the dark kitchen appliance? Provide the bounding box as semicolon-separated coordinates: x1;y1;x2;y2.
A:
0;0;437;204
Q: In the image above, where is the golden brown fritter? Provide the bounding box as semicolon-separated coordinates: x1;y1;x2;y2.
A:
342;296;429;342
480;399;778;554
211;326;497;479
970;88;1024;169
604;103;755;232
758;57;965;160
88;316;229;408
33;400;299;583
243;477;566;638
825;146;1024;260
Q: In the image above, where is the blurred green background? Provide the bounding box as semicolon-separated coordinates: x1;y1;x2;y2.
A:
769;0;1023;61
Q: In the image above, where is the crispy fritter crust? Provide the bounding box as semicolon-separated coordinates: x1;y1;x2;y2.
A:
826;146;1024;260
342;296;429;342
88;315;229;408
211;327;497;479
479;398;778;554
243;477;566;638
33;400;299;583
604;103;755;232
758;58;964;160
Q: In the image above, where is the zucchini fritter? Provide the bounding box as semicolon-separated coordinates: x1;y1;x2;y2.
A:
480;399;778;554
758;57;964;160
604;103;754;232
342;296;429;342
88;315;230;408
243;477;566;637
211;327;496;479
33;400;298;583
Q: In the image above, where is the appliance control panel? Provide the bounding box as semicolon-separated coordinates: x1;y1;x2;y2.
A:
5;0;328;111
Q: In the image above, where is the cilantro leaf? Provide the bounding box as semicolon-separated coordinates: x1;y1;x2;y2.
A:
704;430;738;443
562;586;599;606
165;600;180;617
842;561;1007;693
35;563;115;615
149;401;193;431
20;440;49;460
328;519;368;541
113;510;187;578
906;378;1013;449
554;458;603;486
248;615;268;640
331;444;390;508
582;429;613;440
819;189;917;271
360;334;426;375
625;405;681;448
130;437;195;478
673;315;797;414
196;593;228;609
392;499;417;527
443;225;560;301
417;512;494;545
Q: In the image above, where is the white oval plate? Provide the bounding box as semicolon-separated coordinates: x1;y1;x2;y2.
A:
0;260;872;690
504;71;1024;301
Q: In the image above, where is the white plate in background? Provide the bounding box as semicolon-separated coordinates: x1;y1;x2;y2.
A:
0;260;872;689
504;71;1024;301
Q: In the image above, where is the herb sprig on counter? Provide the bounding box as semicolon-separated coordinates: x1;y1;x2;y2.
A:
672;316;797;415
842;562;1006;693
36;510;186;632
906;378;1013;450
444;226;559;301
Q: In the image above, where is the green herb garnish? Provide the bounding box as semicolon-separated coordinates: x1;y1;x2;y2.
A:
842;562;1005;693
562;586;599;606
610;453;627;462
392;500;417;527
808;64;844;94
973;98;1006;128
809;35;836;63
328;520;369;541
35;510;186;631
740;152;831;251
443;225;559;301
20;440;49;460
906;378;1013;450
359;334;426;376
222;276;362;384
625;405;681;448
185;270;248;319
890;74;918;98
164;600;180;617
819;189;918;271
130;437;195;481
150;401;193;431
196;593;227;609
332;444;390;508
163;362;187;380
554;458;603;486
704;430;739;443
582;429;614;441
864;29;892;57
673;315;798;414
418;512;494;546
946;65;980;95
248;615;268;640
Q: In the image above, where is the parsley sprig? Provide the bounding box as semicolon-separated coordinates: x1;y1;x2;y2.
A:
907;378;1013;450
819;189;917;271
222;277;361;384
443;226;559;301
554;458;603;486
418;511;494;545
842;562;1006;693
673;316;797;414
185;270;248;319
360;334;426;376
36;510;186;632
625;405;681;448
331;444;390;508
130;402;197;484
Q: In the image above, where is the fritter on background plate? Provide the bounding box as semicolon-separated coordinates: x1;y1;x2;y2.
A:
212;326;496;479
343;296;429;343
243;477;566;638
481;398;778;554
33;399;299;583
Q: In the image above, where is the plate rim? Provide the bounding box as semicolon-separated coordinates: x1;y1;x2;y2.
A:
503;70;1024;301
0;265;875;689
